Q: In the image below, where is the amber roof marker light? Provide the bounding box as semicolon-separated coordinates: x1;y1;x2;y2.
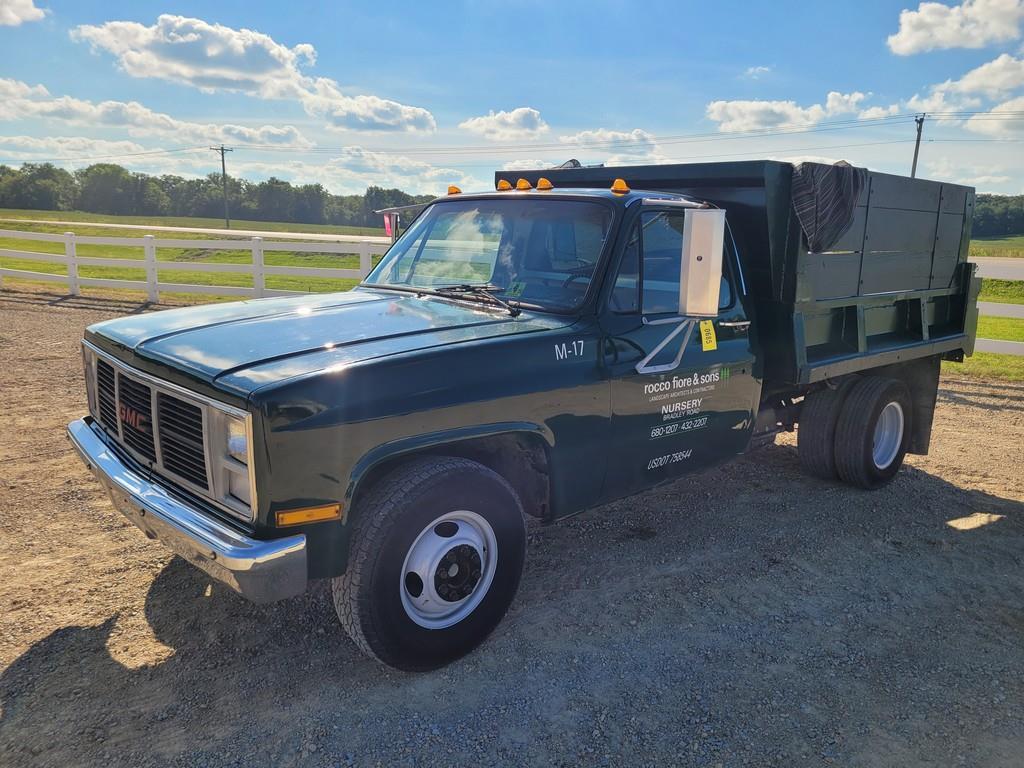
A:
447;184;462;195
610;178;630;194
496;179;513;191
536;177;554;190
516;178;533;190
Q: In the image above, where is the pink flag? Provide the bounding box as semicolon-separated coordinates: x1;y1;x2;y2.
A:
383;215;393;237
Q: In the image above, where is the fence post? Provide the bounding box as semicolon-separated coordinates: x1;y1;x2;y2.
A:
143;234;159;303
359;240;372;278
65;232;79;296
252;237;265;297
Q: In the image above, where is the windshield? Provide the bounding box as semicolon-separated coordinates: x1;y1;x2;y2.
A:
362;198;613;312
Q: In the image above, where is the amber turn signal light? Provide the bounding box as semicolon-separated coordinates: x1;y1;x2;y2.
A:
447;185;462;195
536;177;553;190
610;178;630;194
276;503;343;527
496;179;513;190
516;178;532;190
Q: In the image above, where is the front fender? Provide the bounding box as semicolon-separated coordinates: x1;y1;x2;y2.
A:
344;420;553;509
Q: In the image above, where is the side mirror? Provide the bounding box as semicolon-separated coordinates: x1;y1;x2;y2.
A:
678;209;725;317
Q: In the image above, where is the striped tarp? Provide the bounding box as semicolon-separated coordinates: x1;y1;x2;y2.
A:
791;161;867;253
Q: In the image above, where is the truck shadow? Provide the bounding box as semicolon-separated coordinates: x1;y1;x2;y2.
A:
2;444;1023;765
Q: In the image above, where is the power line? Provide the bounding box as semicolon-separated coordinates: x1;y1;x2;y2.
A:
4;108;1023;167
7;145;208;164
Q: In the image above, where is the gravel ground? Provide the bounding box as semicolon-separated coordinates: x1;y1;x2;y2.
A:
1;284;1022;768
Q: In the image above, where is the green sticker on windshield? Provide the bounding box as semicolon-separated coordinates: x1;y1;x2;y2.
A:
507;281;527;298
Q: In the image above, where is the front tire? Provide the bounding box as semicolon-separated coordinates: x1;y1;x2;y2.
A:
333;456;526;671
834;377;912;489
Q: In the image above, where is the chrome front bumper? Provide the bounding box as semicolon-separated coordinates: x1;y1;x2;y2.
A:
67;418;307;603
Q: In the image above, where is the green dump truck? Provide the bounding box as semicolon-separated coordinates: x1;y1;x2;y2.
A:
68;160;980;670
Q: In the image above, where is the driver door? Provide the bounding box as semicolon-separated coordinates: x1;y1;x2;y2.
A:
599;205;760;500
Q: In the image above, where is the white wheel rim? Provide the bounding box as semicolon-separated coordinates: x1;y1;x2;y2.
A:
399;510;498;629
872;401;905;470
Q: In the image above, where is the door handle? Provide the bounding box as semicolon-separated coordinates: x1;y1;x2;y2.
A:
719;320;751;329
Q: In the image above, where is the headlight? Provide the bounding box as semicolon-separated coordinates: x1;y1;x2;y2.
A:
226;415;248;464
209;409;257;518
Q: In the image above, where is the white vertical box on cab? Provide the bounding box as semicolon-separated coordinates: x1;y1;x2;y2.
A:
679;208;726;318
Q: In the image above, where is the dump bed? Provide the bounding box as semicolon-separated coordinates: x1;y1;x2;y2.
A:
497;161;980;388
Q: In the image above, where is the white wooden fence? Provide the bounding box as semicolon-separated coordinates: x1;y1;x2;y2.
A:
0;229;391;302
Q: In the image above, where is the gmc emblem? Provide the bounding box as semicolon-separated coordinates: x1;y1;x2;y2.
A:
118;403;150;433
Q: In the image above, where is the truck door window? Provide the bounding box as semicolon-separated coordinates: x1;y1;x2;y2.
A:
610;210;734;315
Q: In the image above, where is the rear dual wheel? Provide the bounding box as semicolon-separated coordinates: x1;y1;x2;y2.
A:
799;376;912;489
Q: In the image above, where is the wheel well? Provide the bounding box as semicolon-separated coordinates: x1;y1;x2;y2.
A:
353;433;552;520
787;355;941;456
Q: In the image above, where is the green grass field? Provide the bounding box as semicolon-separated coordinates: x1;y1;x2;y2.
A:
977;316;1024;342
943;352;1024;381
970;235;1024;259
979;279;1024;305
0;208;385;237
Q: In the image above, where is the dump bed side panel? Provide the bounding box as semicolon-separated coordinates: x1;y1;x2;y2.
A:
793;170;976;386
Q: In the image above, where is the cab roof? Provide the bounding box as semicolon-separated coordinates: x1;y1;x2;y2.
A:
431;187;697;207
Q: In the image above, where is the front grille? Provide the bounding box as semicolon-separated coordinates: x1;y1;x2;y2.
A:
93;357;210;492
156;394;208;490
119;375;156;461
96;359;118;428
86;344;254;523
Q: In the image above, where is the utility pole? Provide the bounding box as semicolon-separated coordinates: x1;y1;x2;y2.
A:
910;114;925;178
210;144;233;228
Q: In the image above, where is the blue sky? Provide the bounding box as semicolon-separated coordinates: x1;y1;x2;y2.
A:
0;0;1022;195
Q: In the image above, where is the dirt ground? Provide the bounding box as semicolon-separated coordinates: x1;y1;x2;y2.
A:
1;284;1022;768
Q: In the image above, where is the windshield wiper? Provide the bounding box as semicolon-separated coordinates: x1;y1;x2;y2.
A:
432;284;521;317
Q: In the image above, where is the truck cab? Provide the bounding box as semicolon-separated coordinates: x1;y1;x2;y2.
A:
68;161;979;670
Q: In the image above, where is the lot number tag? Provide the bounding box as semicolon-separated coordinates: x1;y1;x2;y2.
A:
699;320;717;352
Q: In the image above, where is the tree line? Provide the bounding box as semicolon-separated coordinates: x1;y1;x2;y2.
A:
973;194;1024;238
0;162;434;228
0;162;1021;236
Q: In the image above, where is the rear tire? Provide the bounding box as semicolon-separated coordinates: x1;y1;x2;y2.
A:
834;377;912;489
798;381;854;480
333;456;526;671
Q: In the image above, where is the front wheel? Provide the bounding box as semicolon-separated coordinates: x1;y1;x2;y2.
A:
332;456;526;671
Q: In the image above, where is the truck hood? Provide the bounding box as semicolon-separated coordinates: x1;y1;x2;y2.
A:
87;288;570;398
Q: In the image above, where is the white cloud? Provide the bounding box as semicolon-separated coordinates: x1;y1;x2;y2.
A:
942;53;1024;97
301;79;435;133
744;65;772;79
0;79;312;147
72;15;314;97
71;14;435;133
229;148;477;195
458;107;549;141
887;0;1024;55
0;135;147;160
501;158;554;171
925;156;1012;185
558;128;657;155
0;78;48;99
0;0;46;26
705;91;867;132
964;95;1024;134
897;52;1023;117
859;104;902;118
